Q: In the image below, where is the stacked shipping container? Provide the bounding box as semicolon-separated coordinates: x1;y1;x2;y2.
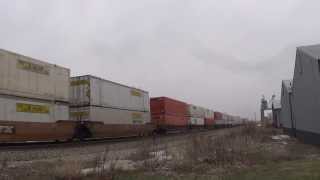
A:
204;109;215;128
151;100;217;130
0;49;71;142
0;48;248;142
214;112;229;127
188;105;206;127
70;75;153;138
214;112;243;127
150;97;189;132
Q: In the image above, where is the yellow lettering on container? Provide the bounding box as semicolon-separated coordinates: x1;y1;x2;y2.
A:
17;60;50;75
70;80;90;86
16;103;50;114
131;90;141;97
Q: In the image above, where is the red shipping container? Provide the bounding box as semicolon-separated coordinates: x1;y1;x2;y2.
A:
150;97;188;116
214;112;223;120
204;118;215;126
151;114;189;126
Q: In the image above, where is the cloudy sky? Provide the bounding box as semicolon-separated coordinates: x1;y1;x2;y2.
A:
1;0;320;119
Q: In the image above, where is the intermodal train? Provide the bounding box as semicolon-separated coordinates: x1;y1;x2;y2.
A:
0;49;248;143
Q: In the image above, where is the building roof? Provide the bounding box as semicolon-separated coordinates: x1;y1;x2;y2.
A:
282;80;292;93
298;44;320;59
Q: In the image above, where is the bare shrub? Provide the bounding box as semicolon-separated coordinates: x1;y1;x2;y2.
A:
128;138;171;172
91;147;121;180
129;140;154;162
177;127;272;171
0;157;8;178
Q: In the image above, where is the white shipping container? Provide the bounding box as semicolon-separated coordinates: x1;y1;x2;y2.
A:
70;106;151;125
190;117;205;126
0;49;70;102
215;113;232;125
70;75;150;112
0;96;69;123
188;104;206;118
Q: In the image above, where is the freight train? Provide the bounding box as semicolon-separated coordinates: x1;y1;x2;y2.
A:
0;49;247;143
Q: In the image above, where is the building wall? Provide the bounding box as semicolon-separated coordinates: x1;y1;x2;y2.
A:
280;83;292;129
292;49;320;135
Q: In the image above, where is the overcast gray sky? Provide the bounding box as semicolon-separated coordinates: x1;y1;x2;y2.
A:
1;0;320;119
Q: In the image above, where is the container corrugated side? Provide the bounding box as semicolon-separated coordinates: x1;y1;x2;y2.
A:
188;105;206;118
0;49;70;102
151;114;189;126
70;76;149;112
70;76;90;106
0;96;69;123
214;119;230;125
190;117;205;125
214;112;232;125
214;112;223;120
204;118;215;126
150;97;188;116
70;106;150;125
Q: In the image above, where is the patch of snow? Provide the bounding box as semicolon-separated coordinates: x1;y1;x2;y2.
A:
272;135;290;141
81;160;137;175
150;150;172;161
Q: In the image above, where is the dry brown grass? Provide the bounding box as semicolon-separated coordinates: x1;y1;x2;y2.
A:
172;123;295;173
129;138;169;172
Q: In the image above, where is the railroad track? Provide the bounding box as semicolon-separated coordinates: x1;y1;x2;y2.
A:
0;129;219;151
0;136;145;151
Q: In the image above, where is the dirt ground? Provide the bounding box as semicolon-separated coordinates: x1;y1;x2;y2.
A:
1;125;320;180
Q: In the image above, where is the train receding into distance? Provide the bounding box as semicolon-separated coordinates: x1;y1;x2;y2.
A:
0;49;248;143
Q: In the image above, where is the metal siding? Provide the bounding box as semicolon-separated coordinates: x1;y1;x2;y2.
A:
54;104;69;121
70;106;90;121
0;49;70;102
0;52;8;89
280;83;292;129
70;76;90;106
97;78;118;107
190;117;205;125
188;105;206;118
70;106;150;125
152;114;189;126
293;49;320;134
144;95;150;111
54;66;70;102
215;113;231;125
0;96;69;123
150;97;188;116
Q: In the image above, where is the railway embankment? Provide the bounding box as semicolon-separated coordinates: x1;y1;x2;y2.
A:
1;124;320;180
